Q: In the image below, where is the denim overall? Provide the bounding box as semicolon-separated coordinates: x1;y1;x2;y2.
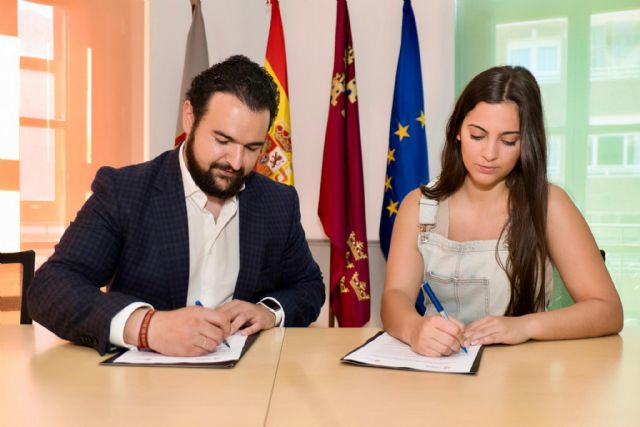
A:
415;194;552;324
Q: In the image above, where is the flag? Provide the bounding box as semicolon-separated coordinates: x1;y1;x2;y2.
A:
318;0;370;327
255;0;294;185
175;0;209;147
379;0;429;258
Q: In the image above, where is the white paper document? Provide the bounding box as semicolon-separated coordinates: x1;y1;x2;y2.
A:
106;334;248;366
342;332;482;374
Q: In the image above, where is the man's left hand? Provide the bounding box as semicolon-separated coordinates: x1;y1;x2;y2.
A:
218;300;276;336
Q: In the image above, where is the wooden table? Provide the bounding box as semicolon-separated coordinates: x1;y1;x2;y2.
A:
1;324;638;426
0;324;284;426
267;327;640;427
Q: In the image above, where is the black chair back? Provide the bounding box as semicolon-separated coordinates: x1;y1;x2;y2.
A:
0;250;35;324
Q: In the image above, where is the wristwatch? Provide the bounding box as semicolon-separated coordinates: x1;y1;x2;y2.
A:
259;299;283;327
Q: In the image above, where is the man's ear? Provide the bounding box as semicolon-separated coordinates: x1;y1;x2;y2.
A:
182;101;195;135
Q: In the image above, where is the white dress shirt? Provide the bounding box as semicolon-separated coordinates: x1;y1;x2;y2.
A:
181;143;240;308
109;144;281;349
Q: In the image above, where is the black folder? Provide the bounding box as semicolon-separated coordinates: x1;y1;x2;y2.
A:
100;333;258;368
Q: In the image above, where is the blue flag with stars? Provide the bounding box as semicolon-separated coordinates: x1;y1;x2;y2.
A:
379;0;428;259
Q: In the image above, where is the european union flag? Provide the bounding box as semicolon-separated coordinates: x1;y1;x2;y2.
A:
379;0;429;259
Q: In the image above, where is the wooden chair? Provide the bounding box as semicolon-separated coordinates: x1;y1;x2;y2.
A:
0;250;35;324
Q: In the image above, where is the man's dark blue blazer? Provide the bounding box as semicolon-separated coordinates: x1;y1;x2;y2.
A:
28;148;325;354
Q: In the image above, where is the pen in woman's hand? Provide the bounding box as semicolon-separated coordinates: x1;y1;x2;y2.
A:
195;300;231;349
421;282;468;354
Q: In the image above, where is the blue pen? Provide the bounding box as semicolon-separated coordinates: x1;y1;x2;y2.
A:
421;281;468;354
195;300;231;349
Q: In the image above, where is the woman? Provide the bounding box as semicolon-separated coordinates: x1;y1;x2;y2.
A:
381;65;623;357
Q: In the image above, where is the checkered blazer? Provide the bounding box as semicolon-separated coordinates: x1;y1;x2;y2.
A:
28;148;325;354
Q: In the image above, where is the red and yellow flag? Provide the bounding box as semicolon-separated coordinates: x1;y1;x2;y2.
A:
175;0;209;147
318;0;370;327
255;0;294;185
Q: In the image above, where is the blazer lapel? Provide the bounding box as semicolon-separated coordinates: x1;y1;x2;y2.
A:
151;149;190;308
236;173;264;301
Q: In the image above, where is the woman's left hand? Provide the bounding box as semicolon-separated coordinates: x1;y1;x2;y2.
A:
464;315;533;346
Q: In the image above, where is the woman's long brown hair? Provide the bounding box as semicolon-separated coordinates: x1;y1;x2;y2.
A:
423;66;548;315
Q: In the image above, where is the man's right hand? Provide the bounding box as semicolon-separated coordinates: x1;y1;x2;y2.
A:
124;306;231;356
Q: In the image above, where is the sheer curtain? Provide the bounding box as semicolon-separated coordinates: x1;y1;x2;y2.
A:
0;0;145;319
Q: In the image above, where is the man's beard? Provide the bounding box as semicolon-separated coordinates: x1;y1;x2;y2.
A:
185;132;246;199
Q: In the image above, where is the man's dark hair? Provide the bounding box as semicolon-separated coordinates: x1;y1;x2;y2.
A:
185;54;279;131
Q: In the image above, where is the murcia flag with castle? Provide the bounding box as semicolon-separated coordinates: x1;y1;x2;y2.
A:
318;0;370;327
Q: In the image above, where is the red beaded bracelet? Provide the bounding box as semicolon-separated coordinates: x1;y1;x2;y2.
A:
137;309;156;351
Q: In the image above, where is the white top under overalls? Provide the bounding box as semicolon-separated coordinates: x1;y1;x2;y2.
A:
417;194;553;324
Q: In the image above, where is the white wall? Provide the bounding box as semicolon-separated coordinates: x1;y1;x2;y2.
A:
149;0;455;239
148;0;456;326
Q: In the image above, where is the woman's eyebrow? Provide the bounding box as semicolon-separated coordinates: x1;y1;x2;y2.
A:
468;124;519;136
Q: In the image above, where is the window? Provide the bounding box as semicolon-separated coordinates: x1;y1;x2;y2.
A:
16;1;66;258
591;10;640;81
0;0;145;314
506;44;561;81
457;0;640;319
497;19;566;84
547;134;564;184
588;133;640;175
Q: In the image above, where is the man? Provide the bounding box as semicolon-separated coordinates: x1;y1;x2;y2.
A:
28;55;325;356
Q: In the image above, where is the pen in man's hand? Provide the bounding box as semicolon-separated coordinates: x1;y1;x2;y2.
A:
194;300;231;349
421;281;469;354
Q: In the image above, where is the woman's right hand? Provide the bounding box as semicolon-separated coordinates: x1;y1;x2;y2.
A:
408;315;466;357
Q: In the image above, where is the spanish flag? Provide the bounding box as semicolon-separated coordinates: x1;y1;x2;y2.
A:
255;0;294;185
